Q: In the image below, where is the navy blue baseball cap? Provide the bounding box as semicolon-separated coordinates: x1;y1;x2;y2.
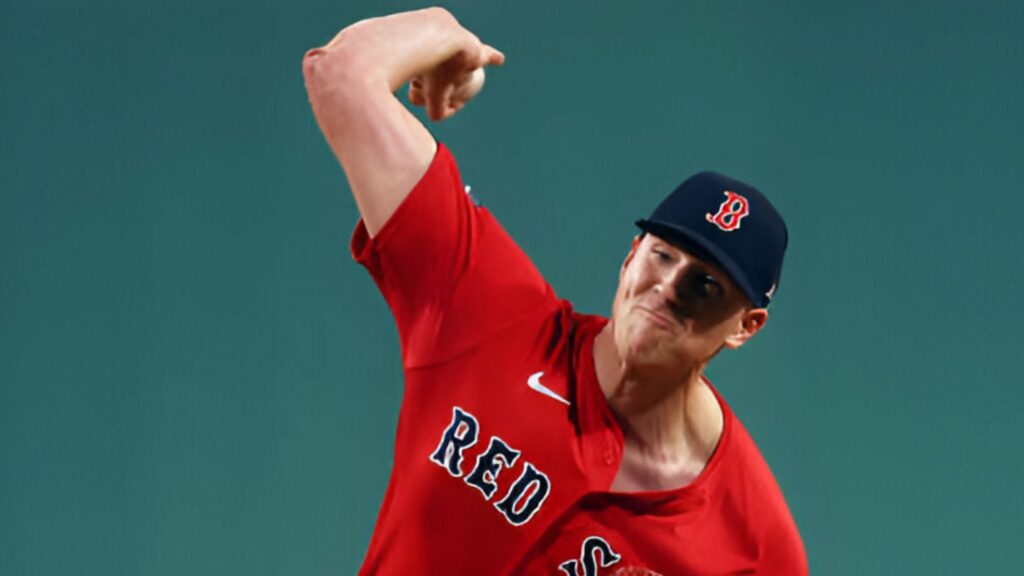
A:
635;171;788;308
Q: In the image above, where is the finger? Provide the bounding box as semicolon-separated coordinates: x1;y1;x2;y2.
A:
426;80;455;122
408;76;425;106
408;83;425;106
446;101;464;119
482;44;505;66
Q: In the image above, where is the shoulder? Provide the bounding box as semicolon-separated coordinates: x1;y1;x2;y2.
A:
718;412;808;574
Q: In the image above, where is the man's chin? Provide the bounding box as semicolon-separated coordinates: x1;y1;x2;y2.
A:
622;340;675;372
614;323;682;370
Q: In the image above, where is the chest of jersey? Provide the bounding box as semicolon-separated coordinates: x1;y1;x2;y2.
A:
361;310;620;573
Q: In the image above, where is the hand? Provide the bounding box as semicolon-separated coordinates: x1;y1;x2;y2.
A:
407;42;505;121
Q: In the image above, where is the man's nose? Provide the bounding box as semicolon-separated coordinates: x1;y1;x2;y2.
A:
655;264;689;307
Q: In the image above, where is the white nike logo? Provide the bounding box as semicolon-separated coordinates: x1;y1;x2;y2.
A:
527;371;570;406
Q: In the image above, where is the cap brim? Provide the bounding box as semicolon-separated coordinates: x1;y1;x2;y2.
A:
635;218;764;308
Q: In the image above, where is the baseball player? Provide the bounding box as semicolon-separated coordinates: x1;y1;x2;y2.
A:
303;7;807;575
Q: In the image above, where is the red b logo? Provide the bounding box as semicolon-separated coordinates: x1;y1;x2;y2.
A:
705;191;749;232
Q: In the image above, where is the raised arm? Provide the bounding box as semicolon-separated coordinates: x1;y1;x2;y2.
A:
302;8;504;237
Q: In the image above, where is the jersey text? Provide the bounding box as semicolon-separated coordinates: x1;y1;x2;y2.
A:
429;406;551;526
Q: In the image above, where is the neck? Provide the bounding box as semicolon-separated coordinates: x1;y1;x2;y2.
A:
593;322;723;473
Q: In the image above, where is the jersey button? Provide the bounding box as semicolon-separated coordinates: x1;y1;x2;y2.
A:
603;451;614;466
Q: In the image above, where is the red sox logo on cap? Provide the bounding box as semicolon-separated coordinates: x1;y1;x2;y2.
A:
705;191;749;232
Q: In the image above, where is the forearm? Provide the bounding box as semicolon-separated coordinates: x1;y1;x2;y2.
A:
307;7;467;95
302;8;501;236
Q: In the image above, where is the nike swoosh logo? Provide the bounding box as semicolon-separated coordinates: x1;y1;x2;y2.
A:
527;371;570;406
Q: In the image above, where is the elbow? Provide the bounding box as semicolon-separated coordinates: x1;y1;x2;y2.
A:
302;39;373;90
301;14;393;89
301;39;386;144
302;41;383;116
301;17;386;93
301;47;326;87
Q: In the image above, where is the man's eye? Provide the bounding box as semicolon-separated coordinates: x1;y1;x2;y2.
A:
653;249;672;262
694;275;723;298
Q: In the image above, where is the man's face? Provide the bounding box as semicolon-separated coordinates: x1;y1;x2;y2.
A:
610;234;767;378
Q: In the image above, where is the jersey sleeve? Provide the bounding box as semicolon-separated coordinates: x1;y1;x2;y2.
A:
757;508;809;575
349;143;556;369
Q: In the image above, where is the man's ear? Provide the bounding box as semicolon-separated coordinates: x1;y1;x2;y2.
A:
622;235;642;272
723;308;769;349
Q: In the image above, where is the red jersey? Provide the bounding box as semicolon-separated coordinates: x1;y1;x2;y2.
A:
350;144;807;575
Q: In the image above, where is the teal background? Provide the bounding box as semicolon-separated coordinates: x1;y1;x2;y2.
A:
2;0;1022;573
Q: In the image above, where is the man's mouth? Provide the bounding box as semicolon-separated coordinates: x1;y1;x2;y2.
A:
634;305;676;328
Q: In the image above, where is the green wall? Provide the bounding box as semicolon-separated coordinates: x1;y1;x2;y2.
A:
2;0;1022;573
